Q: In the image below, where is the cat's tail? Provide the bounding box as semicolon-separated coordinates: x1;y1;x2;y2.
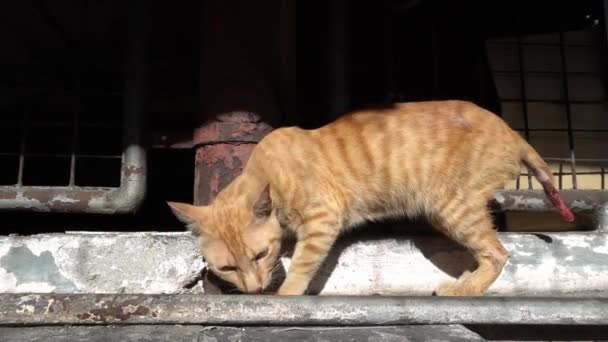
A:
520;140;575;222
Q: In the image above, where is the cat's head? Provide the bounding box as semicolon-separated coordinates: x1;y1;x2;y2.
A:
167;186;282;294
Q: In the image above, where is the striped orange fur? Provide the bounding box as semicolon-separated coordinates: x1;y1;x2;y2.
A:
168;100;574;296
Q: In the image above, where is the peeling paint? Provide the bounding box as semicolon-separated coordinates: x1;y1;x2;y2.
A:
0;246;76;292
1;232;608;296
593;245;608;255
16;304;35;314
562;235;593;249
0;233;206;294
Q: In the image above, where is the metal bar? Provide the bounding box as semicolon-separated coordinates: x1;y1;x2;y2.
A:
514;0;533;189
544;157;608;163
69;85;80;187
17;97;29;186
557;1;578;189
521;171;607;176
516;40;532;188
1;294;607;326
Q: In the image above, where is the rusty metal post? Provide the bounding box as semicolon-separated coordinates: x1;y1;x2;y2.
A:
193;113;273;205
194;0;288;205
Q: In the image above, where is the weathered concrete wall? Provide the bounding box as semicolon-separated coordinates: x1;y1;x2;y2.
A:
1;231;607;296
311;232;608;296
0;232;205;294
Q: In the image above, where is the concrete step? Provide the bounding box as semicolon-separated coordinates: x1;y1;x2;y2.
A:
1;230;608;296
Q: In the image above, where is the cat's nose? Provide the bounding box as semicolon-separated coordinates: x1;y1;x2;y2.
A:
251;286;263;293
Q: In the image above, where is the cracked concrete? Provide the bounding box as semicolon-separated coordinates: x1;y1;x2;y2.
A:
0;231;607;295
0;232;205;294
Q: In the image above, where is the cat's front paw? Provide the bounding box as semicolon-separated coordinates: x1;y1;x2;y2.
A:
277;284;305;296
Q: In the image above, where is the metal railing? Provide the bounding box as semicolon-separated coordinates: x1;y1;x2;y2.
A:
0;0;147;214
487;1;608;229
1;294;607;326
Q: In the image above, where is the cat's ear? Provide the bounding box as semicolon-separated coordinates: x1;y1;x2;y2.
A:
252;185;272;218
167;201;205;236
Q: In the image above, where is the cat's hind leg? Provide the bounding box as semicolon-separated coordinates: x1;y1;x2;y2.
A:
430;202;509;296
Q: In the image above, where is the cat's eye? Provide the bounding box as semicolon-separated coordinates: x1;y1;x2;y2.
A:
218;265;237;272
253;248;269;261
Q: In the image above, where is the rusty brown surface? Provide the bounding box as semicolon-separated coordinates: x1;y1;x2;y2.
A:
75;301;157;323
0;188;108;212
193;120;273;146
193;0;285;206
194;143;257;205
2;293;608;326
1;294;160;325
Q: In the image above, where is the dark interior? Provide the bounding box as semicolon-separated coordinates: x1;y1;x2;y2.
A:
0;0;604;233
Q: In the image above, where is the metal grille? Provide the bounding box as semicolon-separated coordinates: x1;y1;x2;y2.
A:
0;86;123;188
340;0;608;227
484;1;608;227
487;27;608;191
0;0;147;213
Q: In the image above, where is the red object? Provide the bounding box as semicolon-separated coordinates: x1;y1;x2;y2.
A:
542;181;575;222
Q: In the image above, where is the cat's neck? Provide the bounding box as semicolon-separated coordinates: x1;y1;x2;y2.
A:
214;165;267;205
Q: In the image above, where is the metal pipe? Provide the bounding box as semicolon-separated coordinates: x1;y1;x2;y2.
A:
1;294;607;326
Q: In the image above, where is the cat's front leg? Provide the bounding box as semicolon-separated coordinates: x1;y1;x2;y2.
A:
277;218;340;295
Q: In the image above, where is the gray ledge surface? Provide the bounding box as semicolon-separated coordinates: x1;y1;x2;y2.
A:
1;231;608;296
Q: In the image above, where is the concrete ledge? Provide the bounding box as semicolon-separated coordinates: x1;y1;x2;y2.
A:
0;232;205;294
1;231;608;295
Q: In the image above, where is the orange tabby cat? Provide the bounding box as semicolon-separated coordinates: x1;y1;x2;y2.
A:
168;100;574;296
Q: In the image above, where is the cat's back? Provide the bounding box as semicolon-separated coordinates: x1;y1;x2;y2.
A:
255;100;514;169
250;100;521;220
315;100;508;143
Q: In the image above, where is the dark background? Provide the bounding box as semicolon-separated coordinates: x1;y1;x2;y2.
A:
0;0;604;233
